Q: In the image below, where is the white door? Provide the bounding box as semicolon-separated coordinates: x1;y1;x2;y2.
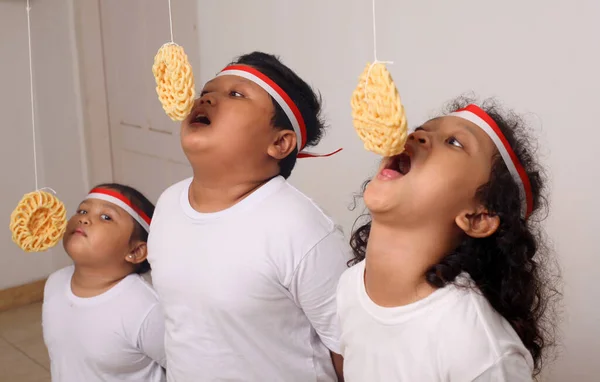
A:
99;0;200;202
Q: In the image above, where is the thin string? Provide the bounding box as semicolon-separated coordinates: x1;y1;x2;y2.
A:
372;0;378;62
168;0;174;42
39;187;57;195
26;0;38;190
364;0;393;101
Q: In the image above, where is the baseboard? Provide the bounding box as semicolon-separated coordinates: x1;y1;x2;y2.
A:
0;278;47;313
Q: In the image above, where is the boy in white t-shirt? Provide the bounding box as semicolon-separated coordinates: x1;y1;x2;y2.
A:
43;184;166;382
338;100;556;381
147;51;349;381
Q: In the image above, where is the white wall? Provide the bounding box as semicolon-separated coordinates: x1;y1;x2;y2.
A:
0;0;88;289
194;0;599;380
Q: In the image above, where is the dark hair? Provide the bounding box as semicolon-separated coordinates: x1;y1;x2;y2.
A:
349;97;560;376
229;51;327;178
95;183;155;274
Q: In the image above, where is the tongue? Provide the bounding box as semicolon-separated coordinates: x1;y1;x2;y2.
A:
379;168;402;180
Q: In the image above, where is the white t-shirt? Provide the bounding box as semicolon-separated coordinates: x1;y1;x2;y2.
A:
337;260;534;382
147;176;350;381
43;266;166;382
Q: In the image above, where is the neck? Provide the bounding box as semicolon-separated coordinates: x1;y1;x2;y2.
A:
71;264;131;298
364;218;454;307
189;171;275;213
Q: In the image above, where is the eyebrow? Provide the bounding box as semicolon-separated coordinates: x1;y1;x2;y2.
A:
454;123;482;153
103;204;122;217
420;121;480;149
459;122;479;138
427;118;480;139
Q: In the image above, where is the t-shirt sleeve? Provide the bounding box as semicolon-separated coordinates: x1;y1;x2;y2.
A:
137;304;167;369
288;228;350;354
472;352;533;382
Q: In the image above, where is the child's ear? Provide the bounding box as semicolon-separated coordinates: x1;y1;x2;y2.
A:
455;207;500;239
125;242;148;265
267;130;296;160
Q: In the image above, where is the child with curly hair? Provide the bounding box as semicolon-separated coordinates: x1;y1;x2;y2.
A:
337;99;557;381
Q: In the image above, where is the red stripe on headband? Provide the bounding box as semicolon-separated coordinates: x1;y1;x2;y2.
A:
223;65;308;150
297;148;344;158
456;104;533;218
88;188;152;226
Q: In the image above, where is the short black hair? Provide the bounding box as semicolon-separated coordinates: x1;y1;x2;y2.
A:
229;52;327;178
94;183;155;274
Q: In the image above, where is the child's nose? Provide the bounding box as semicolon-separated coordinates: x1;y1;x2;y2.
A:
78;216;90;225
199;93;216;106
409;130;430;148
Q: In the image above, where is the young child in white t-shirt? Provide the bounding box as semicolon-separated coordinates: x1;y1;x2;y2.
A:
43;183;166;382
147;52;348;381
337;100;558;381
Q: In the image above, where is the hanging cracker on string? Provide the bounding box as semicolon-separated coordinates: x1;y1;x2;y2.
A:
8;1;68;253
351;62;408;157
152;43;195;121
10;190;67;252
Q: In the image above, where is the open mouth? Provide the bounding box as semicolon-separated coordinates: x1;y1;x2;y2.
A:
190;112;211;126
385;152;412;176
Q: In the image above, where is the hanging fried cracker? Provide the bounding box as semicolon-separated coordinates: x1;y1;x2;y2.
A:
152;43;195;121
351;62;408;157
10;190;67;252
9;2;67;253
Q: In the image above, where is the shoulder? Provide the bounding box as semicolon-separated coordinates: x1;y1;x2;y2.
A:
442;281;519;341
151;178;192;228
121;273;160;307
44;266;74;298
336;261;363;307
155;177;192;207
116;275;161;324
471;352;534;381
437;279;533;379
338;260;362;291
268;180;337;236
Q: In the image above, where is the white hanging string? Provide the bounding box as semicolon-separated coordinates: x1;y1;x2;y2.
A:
364;0;393;99
40;187;57;195
371;0;380;62
26;0;39;190
168;0;174;43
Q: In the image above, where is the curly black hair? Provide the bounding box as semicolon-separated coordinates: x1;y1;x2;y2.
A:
229;52;327;178
349;96;560;376
95;183;155;275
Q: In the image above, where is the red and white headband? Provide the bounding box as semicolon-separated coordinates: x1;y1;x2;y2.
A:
85;188;151;232
449;104;533;218
216;65;341;158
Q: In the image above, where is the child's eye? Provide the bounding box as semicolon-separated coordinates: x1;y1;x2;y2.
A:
229;90;244;98
447;137;463;148
100;214;112;221
77;209;87;215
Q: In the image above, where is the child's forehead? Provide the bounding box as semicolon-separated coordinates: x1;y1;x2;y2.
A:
422;116;498;150
203;74;256;89
423;116;479;135
79;198;123;215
